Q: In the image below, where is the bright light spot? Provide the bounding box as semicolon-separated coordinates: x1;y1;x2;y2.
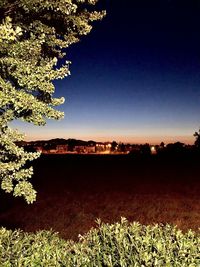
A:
151;146;156;154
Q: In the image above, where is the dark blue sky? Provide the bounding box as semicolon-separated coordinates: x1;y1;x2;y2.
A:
15;0;200;144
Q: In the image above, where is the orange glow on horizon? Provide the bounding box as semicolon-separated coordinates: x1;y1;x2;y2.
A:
25;134;195;145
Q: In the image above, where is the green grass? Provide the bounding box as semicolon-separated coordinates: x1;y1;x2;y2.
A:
0;218;200;266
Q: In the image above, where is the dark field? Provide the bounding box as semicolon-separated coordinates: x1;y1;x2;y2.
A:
0;154;200;240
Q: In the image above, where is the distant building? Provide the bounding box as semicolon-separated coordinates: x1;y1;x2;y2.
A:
95;143;112;153
56;145;68;153
95;143;105;153
74;146;85;153
104;143;112;153
84;146;96;153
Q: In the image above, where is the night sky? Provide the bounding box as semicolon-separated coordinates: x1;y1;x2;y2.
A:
14;0;200;144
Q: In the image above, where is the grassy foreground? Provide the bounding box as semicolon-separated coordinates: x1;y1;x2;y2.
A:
1;154;200;240
0;218;200;267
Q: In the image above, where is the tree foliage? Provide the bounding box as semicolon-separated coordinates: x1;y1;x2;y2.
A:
194;128;200;149
0;0;105;203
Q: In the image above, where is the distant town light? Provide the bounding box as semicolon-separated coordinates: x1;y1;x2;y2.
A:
151;146;156;154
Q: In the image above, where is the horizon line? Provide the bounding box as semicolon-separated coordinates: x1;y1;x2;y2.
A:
24;137;194;146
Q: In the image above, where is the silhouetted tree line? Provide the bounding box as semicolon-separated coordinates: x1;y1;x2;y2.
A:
16;127;200;157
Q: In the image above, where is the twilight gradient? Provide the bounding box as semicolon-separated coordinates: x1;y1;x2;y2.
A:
13;0;200;144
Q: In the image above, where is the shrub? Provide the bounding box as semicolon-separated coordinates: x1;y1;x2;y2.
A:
0;218;200;266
